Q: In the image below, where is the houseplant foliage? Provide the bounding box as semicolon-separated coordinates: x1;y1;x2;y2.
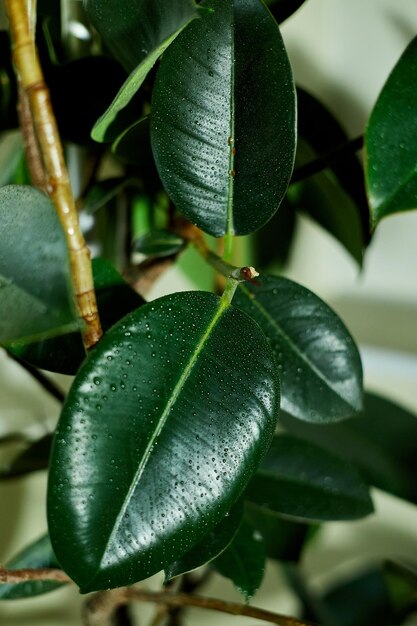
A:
0;0;417;624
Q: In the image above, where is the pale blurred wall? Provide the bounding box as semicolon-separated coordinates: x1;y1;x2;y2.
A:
281;0;417;313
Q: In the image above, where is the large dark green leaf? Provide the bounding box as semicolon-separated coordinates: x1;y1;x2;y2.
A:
233;275;363;423
0;185;79;346
10;258;145;375
365;36;417;226
211;519;266;600
165;500;243;581
245;435;373;521
86;0;200;142
48;291;279;591
151;0;296;237
245;504;309;562
282;392;417;504
0;535;65;600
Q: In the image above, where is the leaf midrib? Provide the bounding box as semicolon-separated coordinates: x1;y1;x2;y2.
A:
226;5;236;238
97;296;230;571
238;284;355;413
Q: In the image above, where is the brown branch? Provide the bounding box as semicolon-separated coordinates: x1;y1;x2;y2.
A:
0;566;71;585
125;590;312;626
0;563;311;626
5;0;102;350
85;588;312;626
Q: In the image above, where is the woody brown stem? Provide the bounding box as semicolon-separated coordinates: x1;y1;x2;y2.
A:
85;587;312;626
0;565;310;626
5;0;102;350
0;566;71;584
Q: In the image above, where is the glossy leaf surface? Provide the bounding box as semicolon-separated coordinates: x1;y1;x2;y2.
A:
165;500;243;581
245;435;373;521
48;291;279;591
87;0;199;142
0;535;64;600
365;36;417;226
282;392;417;504
151;0;296;237
0;185;78;346
133;231;186;258
233;275;363;423
211;519;266;600
245;504;309;562
11;258;145;375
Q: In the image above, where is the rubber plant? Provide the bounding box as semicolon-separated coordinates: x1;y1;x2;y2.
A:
0;0;416;625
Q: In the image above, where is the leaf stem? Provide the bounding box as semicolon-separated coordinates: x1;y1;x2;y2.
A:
223;229;234;263
290;135;364;184
221;276;239;306
176;222;258;283
5;0;102;350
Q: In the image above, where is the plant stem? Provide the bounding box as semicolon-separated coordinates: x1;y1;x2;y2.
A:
223;231;234;263
5;0;102;350
85;587;312;626
8;352;66;403
0;567;310;626
290;135;364;184
124;589;312;626
0;566;70;584
177;222;258;282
